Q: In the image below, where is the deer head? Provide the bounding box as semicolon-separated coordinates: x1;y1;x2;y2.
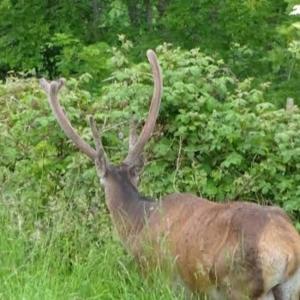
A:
41;50;300;300
40;50;162;241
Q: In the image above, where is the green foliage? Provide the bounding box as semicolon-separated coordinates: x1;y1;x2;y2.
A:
1;0;300;113
0;0;48;72
1;44;299;237
164;0;287;49
0;0;292;84
1;42;300;297
0;205;186;300
49;33;110;82
0;0;114;77
95;43;300;222
0;63;191;298
1;1;300;297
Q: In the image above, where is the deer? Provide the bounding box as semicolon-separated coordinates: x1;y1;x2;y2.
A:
40;50;300;300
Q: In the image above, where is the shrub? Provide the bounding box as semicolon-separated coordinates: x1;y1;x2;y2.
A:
0;43;299;251
101;43;300;228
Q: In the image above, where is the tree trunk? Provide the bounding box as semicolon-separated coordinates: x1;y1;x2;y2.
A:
144;0;152;30
156;0;170;17
127;0;141;27
91;0;101;41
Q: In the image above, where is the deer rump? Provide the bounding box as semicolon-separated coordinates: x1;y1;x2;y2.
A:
40;50;300;300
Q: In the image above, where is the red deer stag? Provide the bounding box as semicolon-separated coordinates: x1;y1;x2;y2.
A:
40;50;300;300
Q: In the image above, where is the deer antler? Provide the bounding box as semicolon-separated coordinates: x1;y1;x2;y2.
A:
128;118;138;151
124;50;163;166
40;78;99;160
41;49;162;167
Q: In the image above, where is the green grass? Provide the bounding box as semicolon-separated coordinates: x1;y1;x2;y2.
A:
0;206;188;300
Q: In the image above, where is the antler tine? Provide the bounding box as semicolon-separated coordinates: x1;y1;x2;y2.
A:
124;50;163;166
129;118;138;151
40;78;97;160
89;116;107;159
89;116;109;174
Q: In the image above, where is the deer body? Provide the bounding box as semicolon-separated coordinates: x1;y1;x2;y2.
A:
40;50;300;299
92;163;300;299
146;194;300;299
102;168;300;299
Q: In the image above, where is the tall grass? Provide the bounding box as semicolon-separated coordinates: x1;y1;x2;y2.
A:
0;203;189;300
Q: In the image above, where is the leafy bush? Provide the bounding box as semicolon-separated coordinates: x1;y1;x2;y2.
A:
0;43;299;297
48;33;110;81
1;43;300;233
100;43;300;227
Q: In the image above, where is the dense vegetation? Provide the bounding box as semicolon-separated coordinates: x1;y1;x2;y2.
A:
0;1;300;299
1;0;300;104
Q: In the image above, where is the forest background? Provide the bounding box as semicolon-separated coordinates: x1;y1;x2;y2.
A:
0;1;300;299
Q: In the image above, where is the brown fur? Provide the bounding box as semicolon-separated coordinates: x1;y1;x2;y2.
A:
134;193;300;298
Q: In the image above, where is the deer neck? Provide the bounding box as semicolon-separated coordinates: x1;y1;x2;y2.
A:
103;173;156;243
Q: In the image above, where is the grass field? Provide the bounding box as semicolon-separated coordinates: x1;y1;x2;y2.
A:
0;205;189;300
